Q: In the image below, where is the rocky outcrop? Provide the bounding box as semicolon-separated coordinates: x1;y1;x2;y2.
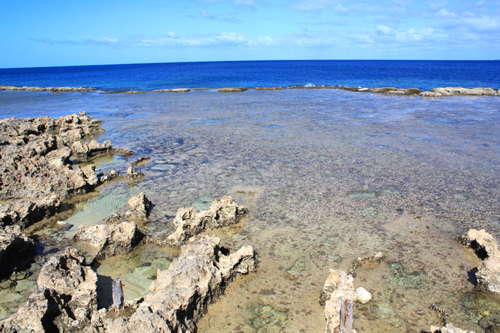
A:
126;192;152;220
167;196;248;245
73;221;146;261
90;235;256;332
125;167;145;180
218;88;248;93
0;113;133;229
457;229;500;293
0;248;98;332
321;269;357;333
0;225;37;280
0;85;93;92
131;157;151;168
420;87;496;97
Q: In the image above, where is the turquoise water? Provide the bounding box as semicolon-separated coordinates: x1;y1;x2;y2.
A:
1;89;500;331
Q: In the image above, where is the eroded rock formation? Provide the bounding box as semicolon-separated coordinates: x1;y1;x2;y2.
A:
420;87;496;98
0;248;98;332
89;236;256;332
167;195;248;245
73;221;146;261
0;225;37;280
457;229;500;294
0;113;133;229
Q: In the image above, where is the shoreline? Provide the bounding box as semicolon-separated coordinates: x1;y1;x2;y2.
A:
1;84;499;97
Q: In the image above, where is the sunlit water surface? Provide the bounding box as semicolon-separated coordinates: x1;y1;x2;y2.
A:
1;89;500;332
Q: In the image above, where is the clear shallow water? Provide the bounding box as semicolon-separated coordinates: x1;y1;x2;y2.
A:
1;60;499;92
1;89;500;331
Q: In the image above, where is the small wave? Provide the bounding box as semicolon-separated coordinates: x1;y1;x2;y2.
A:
304;83;316;88
358;88;368;91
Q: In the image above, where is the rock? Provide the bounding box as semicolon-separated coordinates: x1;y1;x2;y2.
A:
218;87;249;93
93;235;256;332
167;195;248;245
71;140;113;160
73;221;146;260
0;225;37;280
420;87;497;98
366;87;398;93
0;248;98;332
457;229;500;293
321;269;357;333
0;113;128;229
131;157;151;167
355;287;372;304
126;192;152;220
430;323;475;333
254;87;286;91
348;252;384;277
497;89;500;96
126;166;144;180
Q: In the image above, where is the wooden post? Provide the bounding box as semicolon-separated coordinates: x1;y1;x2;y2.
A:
340;299;353;333
112;278;124;309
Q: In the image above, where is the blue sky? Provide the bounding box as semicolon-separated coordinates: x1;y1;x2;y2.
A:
1;0;498;68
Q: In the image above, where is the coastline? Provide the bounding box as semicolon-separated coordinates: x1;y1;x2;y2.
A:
1;84;499;97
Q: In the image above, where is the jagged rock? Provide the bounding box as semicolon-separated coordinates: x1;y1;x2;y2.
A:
71;140;113;160
0;225;37;280
126;192;152;220
348;252;384;277
73;221;146;260
321;269;357;333
0;248;98;332
167;195;248;245
90;235;256;332
431;323;475;333
0;113;133;229
457;229;500;293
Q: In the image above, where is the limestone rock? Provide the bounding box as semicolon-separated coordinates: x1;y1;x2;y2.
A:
458;229;500;293
355;287;372;304
95;235;256;332
0;113;125;229
126;192;152;220
167;195;248;245
0;225;37;280
71;140;113;160
420;87;496;98
0;248;98;332
321;269;357;333
218;87;249;92
73;221;146;260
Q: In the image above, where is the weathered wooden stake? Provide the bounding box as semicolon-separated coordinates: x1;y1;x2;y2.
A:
112;278;124;309
340;299;353;333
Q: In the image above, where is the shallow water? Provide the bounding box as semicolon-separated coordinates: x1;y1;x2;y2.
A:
1;89;500;331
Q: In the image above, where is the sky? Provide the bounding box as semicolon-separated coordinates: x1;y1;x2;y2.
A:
1;0;499;68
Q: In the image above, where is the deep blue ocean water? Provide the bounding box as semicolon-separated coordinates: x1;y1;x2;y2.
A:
1;60;499;92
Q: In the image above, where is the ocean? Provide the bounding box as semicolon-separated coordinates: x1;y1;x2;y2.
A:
1;60;499;92
1;60;500;332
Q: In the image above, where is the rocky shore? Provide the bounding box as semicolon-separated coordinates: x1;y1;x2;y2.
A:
0;111;259;332
2;84;499;97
